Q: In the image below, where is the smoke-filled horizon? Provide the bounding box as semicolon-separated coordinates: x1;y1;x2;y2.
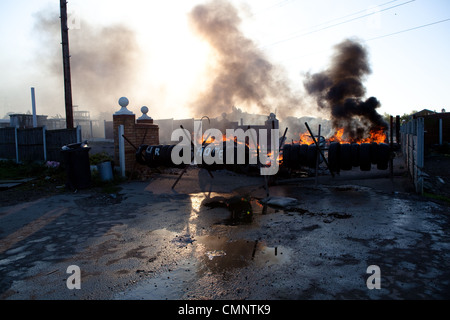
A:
304;39;388;140
32;10;142;120
187;0;305;120
27;1;387;139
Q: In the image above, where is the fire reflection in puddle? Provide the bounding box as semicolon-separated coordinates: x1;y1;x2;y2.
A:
189;192;279;228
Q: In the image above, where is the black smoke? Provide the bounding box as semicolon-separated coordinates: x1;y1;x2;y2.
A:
304;39;388;140
33;10;141;118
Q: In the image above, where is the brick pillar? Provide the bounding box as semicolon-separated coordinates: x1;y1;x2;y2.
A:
113;101;160;176
136;106;159;147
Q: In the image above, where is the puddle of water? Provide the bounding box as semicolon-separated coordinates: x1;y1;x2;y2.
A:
195;235;292;274
191;192;280;226
255;245;292;267
195;236;255;273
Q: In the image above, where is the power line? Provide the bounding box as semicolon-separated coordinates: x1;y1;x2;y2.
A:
365;18;450;41
261;0;415;49
282;17;450;62
251;0;299;16
290;0;402;33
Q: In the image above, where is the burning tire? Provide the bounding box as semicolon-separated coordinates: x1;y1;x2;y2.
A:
327;142;340;173
307;144;317;168
359;143;371;171
282;144;292;168
299;144;309;166
370;142;378;165
376;143;390;170
339;143;352;171
351;143;360;167
290;144;301;169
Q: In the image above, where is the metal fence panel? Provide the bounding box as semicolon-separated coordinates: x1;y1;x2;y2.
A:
46;128;78;163
0;127;79;163
401;118;425;194
0;127;16;160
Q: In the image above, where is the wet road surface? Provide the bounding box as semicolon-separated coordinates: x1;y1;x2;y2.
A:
0;166;449;300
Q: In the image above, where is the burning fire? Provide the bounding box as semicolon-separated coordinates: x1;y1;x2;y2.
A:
293;127;387;146
293;132;315;145
328;128;387;144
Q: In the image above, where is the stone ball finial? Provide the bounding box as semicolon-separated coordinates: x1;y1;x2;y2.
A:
138;106;152;120
115;97;134;115
119;97;129;108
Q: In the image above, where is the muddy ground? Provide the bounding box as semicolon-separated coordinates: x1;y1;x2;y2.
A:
0;154;449;301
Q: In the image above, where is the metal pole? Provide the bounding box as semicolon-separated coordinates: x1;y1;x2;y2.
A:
396;115;400;144
31;87;37;128
439;118;443;145
76;125;81;143
118;125;126;177
60;0;74;129
14;126;19;164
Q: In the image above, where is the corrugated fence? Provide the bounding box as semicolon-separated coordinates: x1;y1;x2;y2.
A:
401;118;425;194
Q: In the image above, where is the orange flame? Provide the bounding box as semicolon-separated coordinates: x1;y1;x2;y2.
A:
293;132;315;145
328;128;345;143
328;128;387;144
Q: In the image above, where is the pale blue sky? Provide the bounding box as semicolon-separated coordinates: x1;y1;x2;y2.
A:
0;0;449;120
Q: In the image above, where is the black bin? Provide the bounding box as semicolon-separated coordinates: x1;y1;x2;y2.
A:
61;142;92;190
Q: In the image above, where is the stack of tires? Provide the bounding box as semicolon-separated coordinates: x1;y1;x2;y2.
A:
282;142;390;172
327;142;390;172
136;142;254;173
136;144;187;168
282;144;322;169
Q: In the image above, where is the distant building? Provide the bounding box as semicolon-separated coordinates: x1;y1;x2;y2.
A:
154;112;280;149
412;109;436;118
5;106;105;140
9;114;48;128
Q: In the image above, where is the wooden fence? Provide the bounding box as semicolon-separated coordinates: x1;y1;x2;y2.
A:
0;126;81;163
401;117;425;194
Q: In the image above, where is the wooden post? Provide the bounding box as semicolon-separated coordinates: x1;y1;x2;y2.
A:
60;0;74;129
315;124;321;187
395;115;400;144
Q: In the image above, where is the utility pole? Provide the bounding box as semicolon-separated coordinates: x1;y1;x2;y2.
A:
60;0;74;129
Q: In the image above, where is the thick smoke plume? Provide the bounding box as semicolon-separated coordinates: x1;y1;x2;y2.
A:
304;39;388;140
34;11;141;119
188;0;302;119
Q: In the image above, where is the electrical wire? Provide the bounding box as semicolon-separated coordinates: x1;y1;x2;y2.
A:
281;17;450;61
251;0;299;16
365;18;450;41
261;0;415;49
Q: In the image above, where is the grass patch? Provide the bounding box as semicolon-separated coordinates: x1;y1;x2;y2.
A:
0;160;49;180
